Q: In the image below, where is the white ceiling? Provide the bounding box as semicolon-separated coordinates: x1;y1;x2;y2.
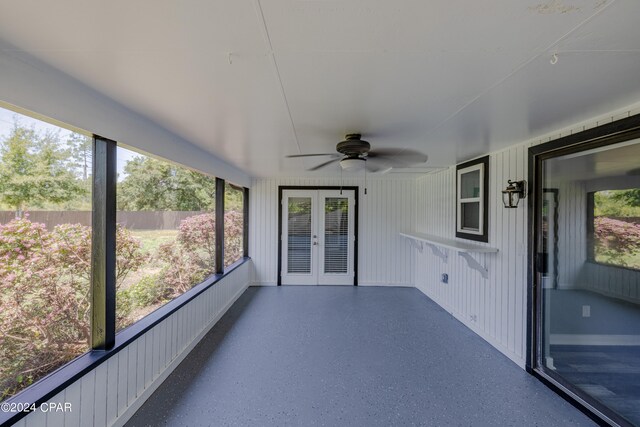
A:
0;0;639;177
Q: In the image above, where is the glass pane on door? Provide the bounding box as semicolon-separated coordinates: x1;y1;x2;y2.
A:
287;197;312;273
538;138;640;425
324;197;349;274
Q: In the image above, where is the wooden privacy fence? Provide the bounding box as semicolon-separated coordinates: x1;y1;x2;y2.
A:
116;211;205;230
0;211;206;230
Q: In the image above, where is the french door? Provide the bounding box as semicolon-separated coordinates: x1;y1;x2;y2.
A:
280;189;356;285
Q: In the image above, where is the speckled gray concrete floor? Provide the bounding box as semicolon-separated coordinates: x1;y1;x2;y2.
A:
125;286;595;427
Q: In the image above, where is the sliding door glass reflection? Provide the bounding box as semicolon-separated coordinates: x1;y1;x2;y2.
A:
539;138;640;425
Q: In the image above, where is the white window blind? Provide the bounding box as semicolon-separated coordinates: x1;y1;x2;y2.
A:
287;197;312;273
324;197;349;274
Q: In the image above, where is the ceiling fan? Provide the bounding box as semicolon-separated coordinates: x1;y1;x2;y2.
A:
286;133;428;173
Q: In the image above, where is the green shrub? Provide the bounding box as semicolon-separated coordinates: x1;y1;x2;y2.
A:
0;218;146;400
122;274;165;309
117;274;166;329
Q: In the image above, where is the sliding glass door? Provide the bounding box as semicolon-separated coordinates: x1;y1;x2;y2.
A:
532;124;640;426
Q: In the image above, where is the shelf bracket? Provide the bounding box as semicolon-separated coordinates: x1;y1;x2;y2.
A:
424;242;448;262
407;238;424;253
458;252;488;279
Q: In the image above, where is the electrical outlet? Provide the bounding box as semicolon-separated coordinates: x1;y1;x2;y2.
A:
582;305;591;317
441;273;448;284
470;315;477;322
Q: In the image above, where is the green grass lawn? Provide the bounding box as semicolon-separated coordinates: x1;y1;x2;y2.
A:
130;229;178;254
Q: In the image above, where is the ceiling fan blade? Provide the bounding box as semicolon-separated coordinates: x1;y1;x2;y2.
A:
286;153;339;158
365;156;393;173
365;164;392;174
308;157;341;171
367;149;428;167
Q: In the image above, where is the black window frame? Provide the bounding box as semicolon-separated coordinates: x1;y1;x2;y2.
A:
222;181;248;269
455;155;489;242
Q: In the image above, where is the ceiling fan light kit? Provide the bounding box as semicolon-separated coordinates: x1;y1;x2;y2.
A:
340;157;366;171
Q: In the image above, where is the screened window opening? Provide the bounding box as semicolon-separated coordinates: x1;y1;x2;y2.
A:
116;146;216;331
224;182;244;268
0;107;92;401
589;189;640;271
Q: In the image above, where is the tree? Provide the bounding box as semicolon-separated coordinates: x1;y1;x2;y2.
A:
0;123;86;216
594;189;640;217
117;156;215;211
224;183;244;212
67;132;92;181
611;189;640;207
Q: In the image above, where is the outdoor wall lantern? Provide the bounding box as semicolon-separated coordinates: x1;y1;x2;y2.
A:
502;180;526;208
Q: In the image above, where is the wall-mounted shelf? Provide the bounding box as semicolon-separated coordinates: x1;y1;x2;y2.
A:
400;232;499;279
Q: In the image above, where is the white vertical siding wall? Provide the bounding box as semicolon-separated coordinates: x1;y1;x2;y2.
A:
414;104;640;368
581;262;640;304
250;176;416;286
414;145;529;367
555;180;587;289
16;262;251;427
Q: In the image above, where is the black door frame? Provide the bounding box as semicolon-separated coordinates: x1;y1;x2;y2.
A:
278;186;359;286
527;114;640;426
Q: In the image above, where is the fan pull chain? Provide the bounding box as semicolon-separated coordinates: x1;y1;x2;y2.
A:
364;166;368;195
340;166;343;195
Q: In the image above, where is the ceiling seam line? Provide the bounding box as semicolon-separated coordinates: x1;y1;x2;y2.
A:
419;0;620;140
553;49;640;53
254;0;302;156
